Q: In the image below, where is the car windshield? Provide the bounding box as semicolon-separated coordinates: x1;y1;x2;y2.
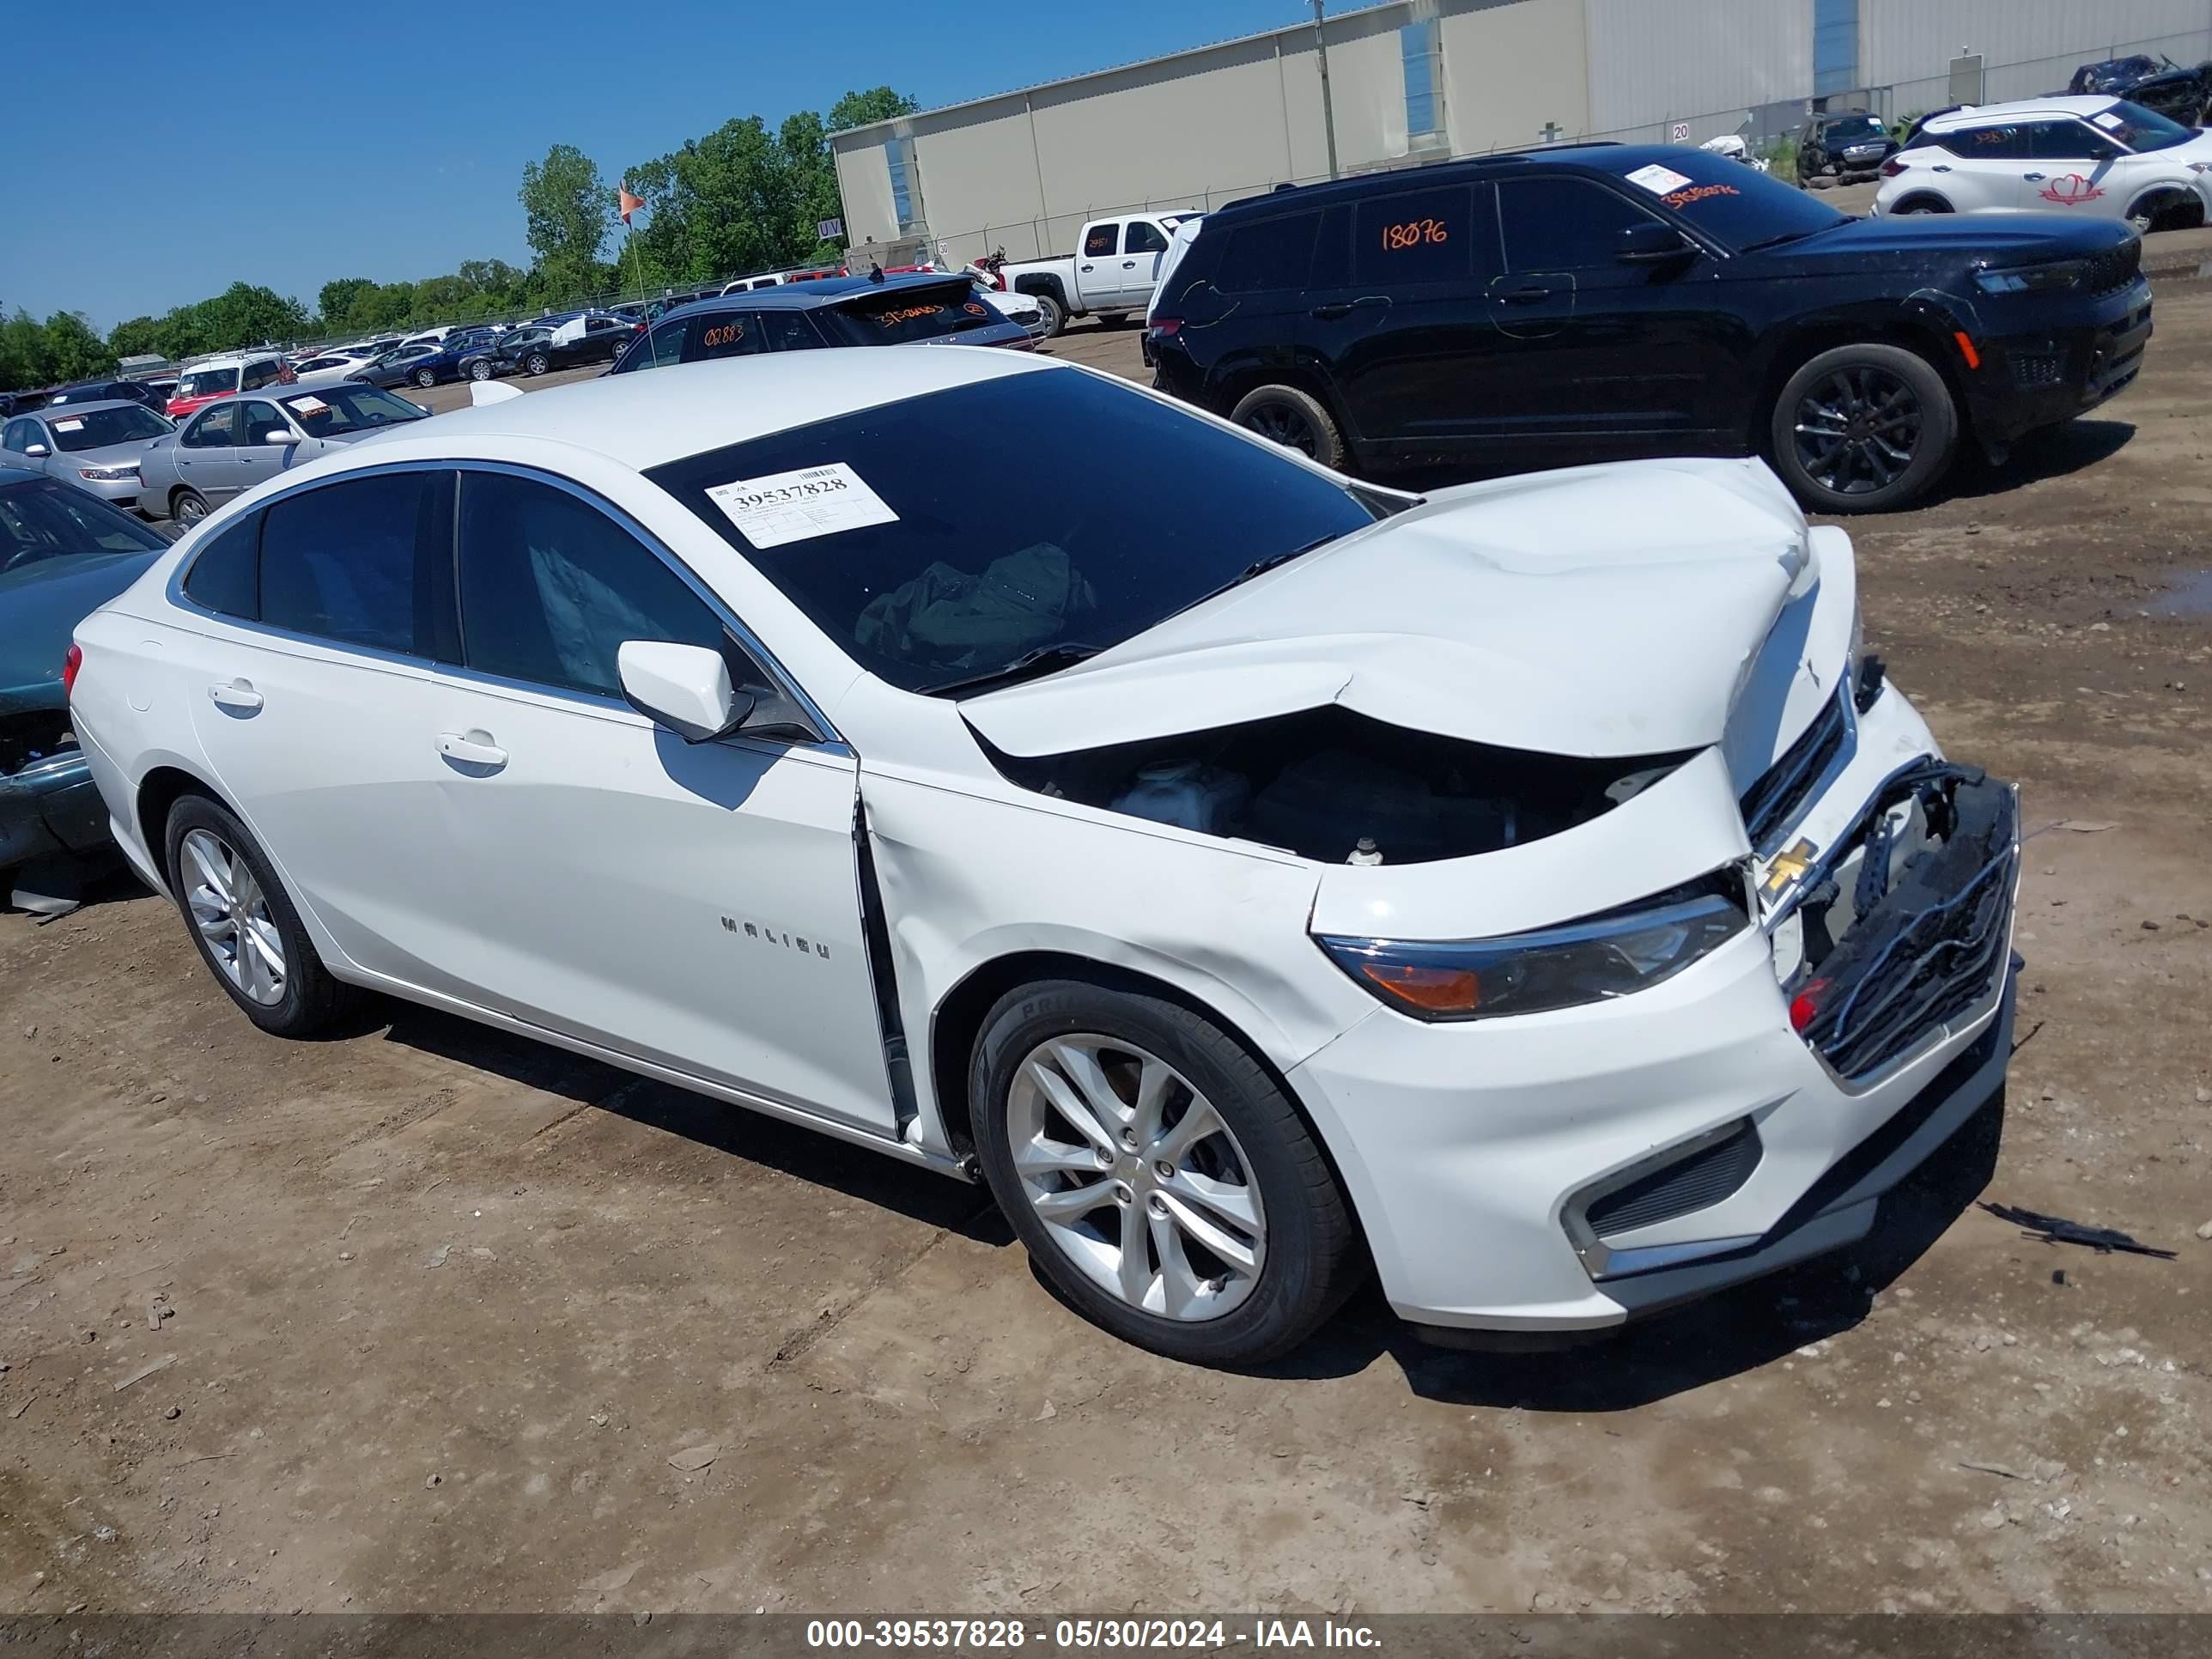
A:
645;368;1389;695
45;405;172;452
177;367;239;399
1612;151;1850;250
278;385;425;436
0;477;167;574
816;283;1012;346
2098;99;2197;152
1824;116;1886;140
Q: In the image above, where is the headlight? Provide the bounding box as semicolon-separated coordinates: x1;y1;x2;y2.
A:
1975;261;2086;295
1317;872;1750;1022
77;465;139;482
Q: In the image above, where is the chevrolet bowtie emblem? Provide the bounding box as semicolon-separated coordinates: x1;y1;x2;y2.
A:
1761;837;1819;897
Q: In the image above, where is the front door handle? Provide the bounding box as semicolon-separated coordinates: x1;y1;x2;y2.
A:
2022;171;2046;181
1499;285;1553;306
208;679;262;713
438;731;508;770
1310;301;1353;319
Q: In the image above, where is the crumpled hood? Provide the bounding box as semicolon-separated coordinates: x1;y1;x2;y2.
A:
962;456;1814;761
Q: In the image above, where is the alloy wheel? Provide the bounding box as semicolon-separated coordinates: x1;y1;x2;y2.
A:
1241;399;1319;458
174;494;207;526
179;829;287;1006
469;361;492;381
1005;1035;1267;1321
1792;364;1923;496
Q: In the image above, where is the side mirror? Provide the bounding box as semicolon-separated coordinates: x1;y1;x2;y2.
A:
1619;221;1695;264
23;442;50;459
617;640;754;744
260;428;300;447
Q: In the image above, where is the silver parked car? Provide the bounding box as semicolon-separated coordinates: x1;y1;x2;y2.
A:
0;400;176;514
135;383;430;526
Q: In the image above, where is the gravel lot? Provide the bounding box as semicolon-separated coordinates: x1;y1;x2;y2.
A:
4;231;2209;1615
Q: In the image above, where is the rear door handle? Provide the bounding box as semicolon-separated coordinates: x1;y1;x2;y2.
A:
1500;285;1553;305
1310;301;1353;319
208;679;262;713
438;731;508;770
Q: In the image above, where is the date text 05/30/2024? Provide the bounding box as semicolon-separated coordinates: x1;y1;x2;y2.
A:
805;1620;1383;1650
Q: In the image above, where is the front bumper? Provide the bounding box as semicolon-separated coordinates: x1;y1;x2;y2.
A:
1288;686;2020;1334
0;750;108;870
1966;276;2152;447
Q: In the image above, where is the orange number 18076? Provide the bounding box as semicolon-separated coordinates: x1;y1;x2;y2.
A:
1381;218;1448;250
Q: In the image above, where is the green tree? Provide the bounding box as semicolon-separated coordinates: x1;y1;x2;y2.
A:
318;277;378;327
191;283;310;350
825;87;919;133
106;316;167;360
520;143;613;296
40;311;115;382
0;307;48;391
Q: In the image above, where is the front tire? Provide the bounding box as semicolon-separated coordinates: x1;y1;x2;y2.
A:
970;977;1359;1368
468;359;494;381
1030;292;1066;338
1770;343;1957;514
163;795;347;1037
1230;384;1346;471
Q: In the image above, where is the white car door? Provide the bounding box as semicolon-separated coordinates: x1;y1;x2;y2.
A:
1074;220;1120;310
1108;218;1174;310
2019;118;2126;216
1939;121;2032;210
411;465;897;1134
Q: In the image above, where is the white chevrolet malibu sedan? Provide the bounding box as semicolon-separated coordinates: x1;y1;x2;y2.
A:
67;348;2020;1366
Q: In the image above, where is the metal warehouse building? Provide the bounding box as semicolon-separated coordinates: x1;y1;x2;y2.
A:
831;0;2212;264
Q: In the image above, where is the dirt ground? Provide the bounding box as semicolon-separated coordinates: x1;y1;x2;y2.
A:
4;246;2210;1618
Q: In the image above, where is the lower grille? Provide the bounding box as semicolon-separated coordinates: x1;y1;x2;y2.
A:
1740;693;1849;851
1585;1120;1763;1237
2012;352;2063;388
1800;778;2017;1080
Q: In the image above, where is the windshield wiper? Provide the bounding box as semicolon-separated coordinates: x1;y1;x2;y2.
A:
922;641;1104;698
1738;221;1847;253
1165;532;1344;623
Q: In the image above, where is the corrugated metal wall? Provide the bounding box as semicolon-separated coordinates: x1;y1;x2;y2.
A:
1583;0;1813;133
1859;0;2212;86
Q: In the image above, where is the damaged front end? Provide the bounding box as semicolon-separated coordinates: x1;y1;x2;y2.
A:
1;708;109;902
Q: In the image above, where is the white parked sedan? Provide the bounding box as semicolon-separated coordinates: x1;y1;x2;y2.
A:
1875;95;2212;233
68;349;2020;1364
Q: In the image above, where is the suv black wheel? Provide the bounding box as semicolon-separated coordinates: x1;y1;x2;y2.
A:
164;794;349;1037
970;977;1360;1368
1770;343;1957;514
1230;385;1346;471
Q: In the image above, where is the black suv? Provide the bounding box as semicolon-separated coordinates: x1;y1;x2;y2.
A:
1146;145;2150;512
1795;112;1898;183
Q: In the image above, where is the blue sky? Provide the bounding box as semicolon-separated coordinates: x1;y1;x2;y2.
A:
0;1;1322;331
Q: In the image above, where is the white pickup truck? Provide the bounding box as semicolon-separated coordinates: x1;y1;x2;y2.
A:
995;210;1200;337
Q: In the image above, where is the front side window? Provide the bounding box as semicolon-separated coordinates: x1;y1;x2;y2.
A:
1352;183;1474;286
457;471;726;697
258;471;437;653
239;401;291;445
644;369;1385;696
2026;120;2115;161
41;405;172;452
182;404;239;448
1123;221;1170;256
1498;177;1662;270
3;420;36;452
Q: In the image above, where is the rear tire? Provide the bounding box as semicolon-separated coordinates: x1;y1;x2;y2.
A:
1230;384;1346;471
524;352;550;376
970;976;1360;1368
163;795;348;1038
1770;343;1957;514
414;368;436;388
1892;195;1953;215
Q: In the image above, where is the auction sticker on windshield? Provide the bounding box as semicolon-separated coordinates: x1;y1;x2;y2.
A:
1625;163;1695;196
53;418;85;433
706;462;898;549
285;395;329;416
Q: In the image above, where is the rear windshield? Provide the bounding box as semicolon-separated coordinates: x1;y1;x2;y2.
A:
178;367;239;399
279;385;426;436
817;284;1010;346
46;405;171;451
643;368;1384;696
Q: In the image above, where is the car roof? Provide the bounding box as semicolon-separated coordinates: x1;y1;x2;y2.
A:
664;271;968;319
1920;95;2118;128
373;342;1060;471
31;398;149;420
1200;143;1664;222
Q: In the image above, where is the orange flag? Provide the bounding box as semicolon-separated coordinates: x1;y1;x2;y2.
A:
619;185;645;224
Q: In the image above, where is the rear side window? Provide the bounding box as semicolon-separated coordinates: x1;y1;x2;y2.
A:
456;471;727;697
816;288;1006;346
1496;177;1662;271
1215;213;1321;295
241;360;283;391
1352;183;1474;285
1942;124;2026;159
1082;223;1118;258
259;471;439;654
693;313;769;361
183;513;260;620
